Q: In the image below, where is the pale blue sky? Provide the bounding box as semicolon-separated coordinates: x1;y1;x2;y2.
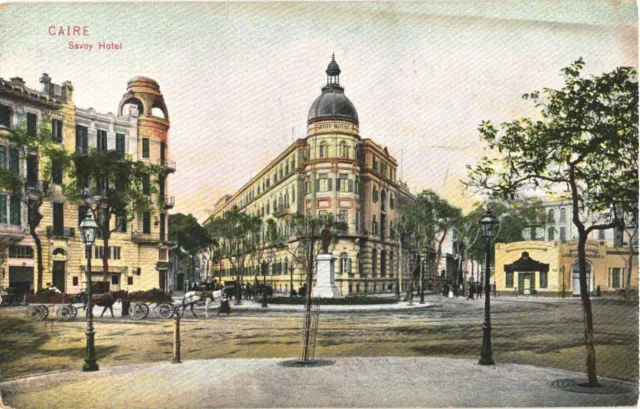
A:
0;1;636;220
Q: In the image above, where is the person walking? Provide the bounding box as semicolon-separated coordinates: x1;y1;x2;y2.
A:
467;283;475;300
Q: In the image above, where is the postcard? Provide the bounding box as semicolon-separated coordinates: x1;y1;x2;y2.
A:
0;2;637;408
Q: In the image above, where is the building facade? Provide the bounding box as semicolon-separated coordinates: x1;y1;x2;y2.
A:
495;240;638;296
209;56;413;295
0;74;174;295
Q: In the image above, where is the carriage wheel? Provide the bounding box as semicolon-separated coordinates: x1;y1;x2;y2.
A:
140;303;150;319
129;303;145;320
38;305;49;321
57;305;74;321
158;303;174;319
27;306;42;320
70;305;78;319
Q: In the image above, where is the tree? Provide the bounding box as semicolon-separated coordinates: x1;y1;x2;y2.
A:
0;118;71;290
465;59;638;386
169;213;212;284
397;190;462;301
206;207;263;304
66;150;162;281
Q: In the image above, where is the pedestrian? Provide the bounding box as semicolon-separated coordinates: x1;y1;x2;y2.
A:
467;283;475;300
218;294;231;316
476;283;483;299
492;283;497;297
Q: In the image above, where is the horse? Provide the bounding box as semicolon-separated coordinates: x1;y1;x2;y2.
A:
182;290;218;318
83;290;127;318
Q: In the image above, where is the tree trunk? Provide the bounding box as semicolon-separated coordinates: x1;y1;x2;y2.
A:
626;229;635;288
30;225;43;291
102;228;111;283
578;235;599;386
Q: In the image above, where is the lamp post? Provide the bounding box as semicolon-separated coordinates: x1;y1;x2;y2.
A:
80;210;99;372
479;209;499;365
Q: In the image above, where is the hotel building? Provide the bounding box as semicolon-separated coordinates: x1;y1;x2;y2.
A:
209;57;414;295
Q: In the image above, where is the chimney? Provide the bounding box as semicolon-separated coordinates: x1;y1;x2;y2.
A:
10;77;25;87
39;73;51;93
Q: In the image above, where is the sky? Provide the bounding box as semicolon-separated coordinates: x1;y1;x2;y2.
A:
0;1;636;221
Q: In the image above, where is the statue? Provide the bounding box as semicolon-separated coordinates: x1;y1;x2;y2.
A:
320;221;332;254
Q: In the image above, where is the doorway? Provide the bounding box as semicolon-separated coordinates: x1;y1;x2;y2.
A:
52;261;66;292
517;272;535;295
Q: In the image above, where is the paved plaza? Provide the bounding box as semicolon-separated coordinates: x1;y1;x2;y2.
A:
1;357;637;408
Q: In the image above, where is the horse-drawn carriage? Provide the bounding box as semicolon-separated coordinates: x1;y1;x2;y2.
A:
126;291;174;320
26;292;82;321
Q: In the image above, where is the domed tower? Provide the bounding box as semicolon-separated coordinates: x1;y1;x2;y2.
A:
118;77;173;291
304;54;361;239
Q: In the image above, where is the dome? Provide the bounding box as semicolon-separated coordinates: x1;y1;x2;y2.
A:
126;76;160;91
308;86;358;123
308;55;358;124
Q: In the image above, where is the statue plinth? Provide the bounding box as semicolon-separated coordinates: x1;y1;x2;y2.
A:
312;253;342;298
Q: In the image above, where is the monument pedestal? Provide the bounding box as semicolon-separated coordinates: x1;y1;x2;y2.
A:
312;253;342;298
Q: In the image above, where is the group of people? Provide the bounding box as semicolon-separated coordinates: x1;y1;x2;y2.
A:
466;282;497;300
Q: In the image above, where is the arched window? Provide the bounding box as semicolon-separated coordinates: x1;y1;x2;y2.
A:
371;248;378;277
319;142;327;158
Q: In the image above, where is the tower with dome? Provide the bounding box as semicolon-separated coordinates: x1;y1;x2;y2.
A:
209;56;413;296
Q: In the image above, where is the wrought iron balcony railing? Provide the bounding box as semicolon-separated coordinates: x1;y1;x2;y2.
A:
159;195;175;209
157;159;176;173
46;226;75;239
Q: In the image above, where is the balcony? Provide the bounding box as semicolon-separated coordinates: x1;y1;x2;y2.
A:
131;231;162;243
46;226;75;239
273;206;290;218
0;224;28;244
157;159;176;173
159;195;175;209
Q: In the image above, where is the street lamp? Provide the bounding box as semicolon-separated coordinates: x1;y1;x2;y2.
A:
80;210;99;372
479;209;499;365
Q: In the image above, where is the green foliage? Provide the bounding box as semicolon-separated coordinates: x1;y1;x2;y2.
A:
169;213;211;256
466;59;638;222
65;149;163;232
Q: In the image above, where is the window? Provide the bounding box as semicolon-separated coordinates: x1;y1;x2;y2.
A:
26;113;37;137
0;146;5;170
371;248;377;276
117;212;127;233
560;208;566;223
530;227;537;241
540;271;548;288
506;272;514;288
355;176;361;195
598;229;606;240
319;142;327;158
611;268;622;289
53;202;64;235
111;275;119;285
10;196;20;226
116;133;126;154
51;159;63;184
160;213;166;241
0;105;10;128
159;248;168;261
142;138;150;158
111;247;121;260
127;276;134;285
52;119;63;143
8;245;33;258
339;210;348;227
559;227;566;241
94;246;105;259
372;215;378;236
339;142;349;158
355;210;360;233
547;209;555;223
339;253;352;274
26;155;38;187
97;129;107;151
390;193;395;209
548;227;555;241
75;125;88;154
143;212;151;234
316;175;332;192
372;187;379;203
143;175;151;195
0;194;5;224
78;205;89;227
9;148;18;174
73;276;79;286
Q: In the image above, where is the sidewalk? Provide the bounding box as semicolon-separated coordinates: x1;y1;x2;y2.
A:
188;298;435;312
1;357;636;408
